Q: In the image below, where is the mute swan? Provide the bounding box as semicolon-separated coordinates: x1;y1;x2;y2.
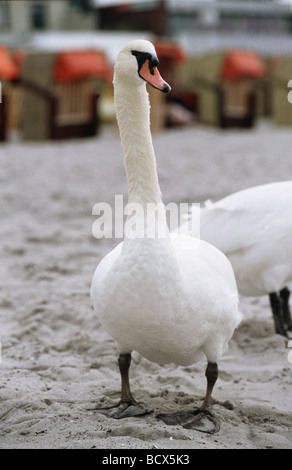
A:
90;40;241;433
179;181;292;337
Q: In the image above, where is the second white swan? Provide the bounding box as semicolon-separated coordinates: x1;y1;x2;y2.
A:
180;181;292;337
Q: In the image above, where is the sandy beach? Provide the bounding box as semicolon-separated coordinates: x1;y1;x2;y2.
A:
0;120;291;449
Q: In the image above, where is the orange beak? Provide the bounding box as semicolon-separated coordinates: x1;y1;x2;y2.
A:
139;60;171;93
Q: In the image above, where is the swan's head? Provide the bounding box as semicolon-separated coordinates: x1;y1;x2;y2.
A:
114;40;171;93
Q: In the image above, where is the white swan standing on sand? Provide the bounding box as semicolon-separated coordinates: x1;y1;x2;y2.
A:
179;181;292;337
90;40;241;433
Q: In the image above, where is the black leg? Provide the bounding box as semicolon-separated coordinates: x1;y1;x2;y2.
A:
280;287;292;332
119;353;135;403
90;352;153;418
157;361;220;433
269;292;287;337
201;362;218;410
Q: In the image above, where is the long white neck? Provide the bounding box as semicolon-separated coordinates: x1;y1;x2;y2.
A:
114;80;163;207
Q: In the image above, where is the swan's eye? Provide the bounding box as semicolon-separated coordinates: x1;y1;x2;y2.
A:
151;57;159;67
131;50;159;75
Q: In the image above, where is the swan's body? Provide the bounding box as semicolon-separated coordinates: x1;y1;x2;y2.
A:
91;235;239;367
179;181;292;336
90;40;241;431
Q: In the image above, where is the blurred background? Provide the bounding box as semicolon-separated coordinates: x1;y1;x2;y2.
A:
1;0;292;141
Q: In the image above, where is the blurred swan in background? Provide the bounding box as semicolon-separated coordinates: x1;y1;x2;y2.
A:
179;181;292;337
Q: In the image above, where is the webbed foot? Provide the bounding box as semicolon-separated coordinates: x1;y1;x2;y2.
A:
91;400;153;419
90;352;152;419
157;409;220;433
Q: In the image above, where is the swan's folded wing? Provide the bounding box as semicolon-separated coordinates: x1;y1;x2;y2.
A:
199;181;292;256
200;205;269;255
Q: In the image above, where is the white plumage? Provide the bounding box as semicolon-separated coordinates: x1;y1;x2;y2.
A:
179;181;292;336
90;40;241;432
92;235;239;366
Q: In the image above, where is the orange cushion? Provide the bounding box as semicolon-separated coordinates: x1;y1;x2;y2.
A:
53;49;113;83
0;46;18;80
222;50;266;80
